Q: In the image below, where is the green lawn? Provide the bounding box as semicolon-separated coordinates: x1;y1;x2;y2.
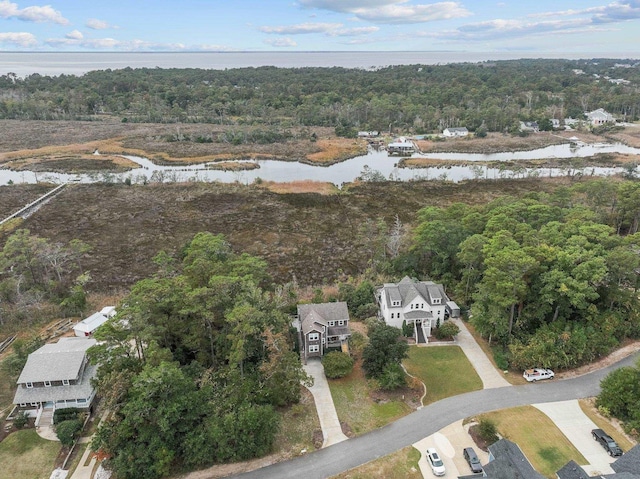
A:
329;365;412;436
479;406;587;478
403;346;483;404
273;387;321;454
0;429;60;479
330;445;422;479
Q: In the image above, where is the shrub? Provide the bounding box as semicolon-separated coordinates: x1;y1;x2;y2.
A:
364;316;382;334
348;331;368;359
402;320;413;337
56;419;83;447
378;363;407;390
362;324;408;378
322;351;354;379
434;321;460;340
54;407;81;425
478;418;499;444
493;348;510;370
13;411;29;429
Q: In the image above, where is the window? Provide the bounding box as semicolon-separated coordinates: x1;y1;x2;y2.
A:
328;321;335;326
63;379;70;386
308;333;319;341
77;398;87;404
338;320;345;326
30;402;38;407
44;380;51;388
390;313;394;319
20;403;26;407
308;345;319;353
410;304;413;309
26;382;33;389
421;303;424;308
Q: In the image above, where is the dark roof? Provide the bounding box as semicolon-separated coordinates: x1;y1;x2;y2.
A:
556;460;591;479
612;444;640;475
484;440;545;479
297;302;350;336
603;473;640;479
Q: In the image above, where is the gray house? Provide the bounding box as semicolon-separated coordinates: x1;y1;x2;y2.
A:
483;439;545;479
13;337;97;415
555;444;640;479
294;302;351;361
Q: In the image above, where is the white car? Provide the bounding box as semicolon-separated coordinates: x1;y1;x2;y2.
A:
426;447;446;476
523;368;555;382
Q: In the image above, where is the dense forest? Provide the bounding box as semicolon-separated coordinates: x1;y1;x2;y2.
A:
1;59;639;133
405;179;640;369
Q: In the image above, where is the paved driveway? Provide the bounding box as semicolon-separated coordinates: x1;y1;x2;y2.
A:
230;351;640;479
534;400;615;475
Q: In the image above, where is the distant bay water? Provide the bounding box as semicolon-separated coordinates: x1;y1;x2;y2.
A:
1;51;639;77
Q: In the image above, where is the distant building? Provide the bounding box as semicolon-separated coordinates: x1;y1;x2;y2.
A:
586;108;616;126
550;119;560;129
73;306;116;337
357;131;379;138
443;127;469;137
519;121;539;133
387;136;416;155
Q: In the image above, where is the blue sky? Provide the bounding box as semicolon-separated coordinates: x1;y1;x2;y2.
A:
1;0;639;53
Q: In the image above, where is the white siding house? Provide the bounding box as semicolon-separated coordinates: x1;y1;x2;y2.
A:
586;108;616;126
443;127;469;137
376;277;459;343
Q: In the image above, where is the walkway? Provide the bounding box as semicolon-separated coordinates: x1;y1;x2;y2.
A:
450;317;511;389
534;400;615;476
303;358;348;448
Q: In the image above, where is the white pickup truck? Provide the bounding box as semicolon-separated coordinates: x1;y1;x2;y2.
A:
523;368;555;382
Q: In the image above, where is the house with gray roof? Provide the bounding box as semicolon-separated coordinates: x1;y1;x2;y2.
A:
294;302;351;361
376;276;459;343
73;306;116;337
483;439;545;479
443;127;469;137
13;337;97;413
586;108;616;126
555;445;640;479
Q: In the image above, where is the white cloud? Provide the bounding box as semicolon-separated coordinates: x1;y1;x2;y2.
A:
298;0;471;24
45;36;187;51
0;0;68;25
86;18;116;30
0;31;37;46
260;22;343;34
65;30;83;40
260;22;379;37
263;37;298;47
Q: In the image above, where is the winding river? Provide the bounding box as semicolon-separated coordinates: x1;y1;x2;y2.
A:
1;142;639;186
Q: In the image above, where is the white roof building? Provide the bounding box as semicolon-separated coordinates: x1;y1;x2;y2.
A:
73;306;116;337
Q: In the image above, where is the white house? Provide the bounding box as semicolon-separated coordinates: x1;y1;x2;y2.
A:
387;137;416;155
519;121;539;133
13;337;97;418
73;306;116;337
443;127;469;137
586;108;616;126
376;277;460;344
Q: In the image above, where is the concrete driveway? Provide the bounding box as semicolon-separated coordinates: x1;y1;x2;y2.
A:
534;400;615;475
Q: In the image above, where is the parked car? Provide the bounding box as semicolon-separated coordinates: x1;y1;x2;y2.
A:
522;368;555;382
462;447;482;473
426;447;446;476
591;428;623;456
463;447;483;473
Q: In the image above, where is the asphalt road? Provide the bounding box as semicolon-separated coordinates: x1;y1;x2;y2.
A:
231;351;640;479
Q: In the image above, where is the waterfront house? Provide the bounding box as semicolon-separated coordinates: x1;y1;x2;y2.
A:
586;108;616;126
443;127;469;137
387;137;416;155
376;276;459;344
519;121;540;133
13;337;97;421
294;302;351;361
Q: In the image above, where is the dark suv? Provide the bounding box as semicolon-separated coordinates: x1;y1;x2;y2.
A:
463;447;483;473
591;428;623;456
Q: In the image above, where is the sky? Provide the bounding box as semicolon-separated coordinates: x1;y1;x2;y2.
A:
0;0;640;53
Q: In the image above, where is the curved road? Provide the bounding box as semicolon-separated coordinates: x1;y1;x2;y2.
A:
231;351;640;479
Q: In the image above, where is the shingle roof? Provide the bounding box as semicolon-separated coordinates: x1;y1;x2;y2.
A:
612;444;640;475
484;440;545;479
381;277;450;309
16;337;96;384
556;460;591;479
13;363;96;404
298;302;349;335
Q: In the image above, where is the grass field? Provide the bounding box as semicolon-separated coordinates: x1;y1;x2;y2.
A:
0;429;60;479
328;364;412;436
330;446;422;479
403;346;483;404
479;406;587;478
273;388;321;456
